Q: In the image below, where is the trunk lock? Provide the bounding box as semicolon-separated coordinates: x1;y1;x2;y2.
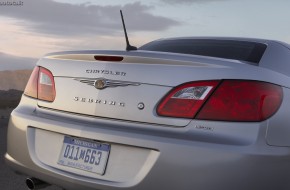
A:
137;102;145;110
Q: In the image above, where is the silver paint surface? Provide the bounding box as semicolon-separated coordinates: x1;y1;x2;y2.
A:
6;37;290;190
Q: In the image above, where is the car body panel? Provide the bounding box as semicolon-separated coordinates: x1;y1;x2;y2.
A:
6;95;290;190
266;88;290;146
36;46;290;126
5;37;290;190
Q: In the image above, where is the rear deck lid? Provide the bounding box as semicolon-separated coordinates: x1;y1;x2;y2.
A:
35;50;255;126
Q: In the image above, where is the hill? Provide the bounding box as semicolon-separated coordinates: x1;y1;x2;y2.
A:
0;89;23;119
0;52;37;71
0;70;32;91
0;89;23;110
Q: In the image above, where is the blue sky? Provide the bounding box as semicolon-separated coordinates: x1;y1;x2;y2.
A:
0;0;290;70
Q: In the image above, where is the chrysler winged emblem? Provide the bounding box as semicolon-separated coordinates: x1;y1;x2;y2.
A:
75;78;140;90
95;79;106;89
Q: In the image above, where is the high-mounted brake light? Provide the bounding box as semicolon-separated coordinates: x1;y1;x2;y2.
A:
157;80;283;122
94;55;124;62
24;66;56;102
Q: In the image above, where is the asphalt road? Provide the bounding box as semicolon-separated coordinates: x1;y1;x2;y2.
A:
0;118;62;190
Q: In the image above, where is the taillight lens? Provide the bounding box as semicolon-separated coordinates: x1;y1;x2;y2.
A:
197;80;283;121
24;67;39;99
157;81;220;118
24;66;56;102
157;80;283;122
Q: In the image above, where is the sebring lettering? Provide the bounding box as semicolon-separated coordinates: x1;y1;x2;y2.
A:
74;97;125;107
86;69;126;76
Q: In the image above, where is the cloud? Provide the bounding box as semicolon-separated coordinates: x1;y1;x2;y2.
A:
0;17;159;58
0;52;37;71
0;0;180;36
161;0;228;4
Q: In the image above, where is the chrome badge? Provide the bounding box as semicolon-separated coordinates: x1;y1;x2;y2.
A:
95;79;106;89
75;78;140;90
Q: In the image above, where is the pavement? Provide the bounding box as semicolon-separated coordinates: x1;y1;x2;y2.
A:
0;118;62;190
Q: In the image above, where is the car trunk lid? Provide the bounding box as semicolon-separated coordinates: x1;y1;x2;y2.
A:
36;50;251;126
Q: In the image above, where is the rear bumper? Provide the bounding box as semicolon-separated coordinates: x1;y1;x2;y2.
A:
6;98;290;190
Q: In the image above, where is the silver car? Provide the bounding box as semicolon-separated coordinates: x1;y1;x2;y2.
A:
5;37;290;190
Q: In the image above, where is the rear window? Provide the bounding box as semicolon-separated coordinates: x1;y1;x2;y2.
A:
139;39;267;64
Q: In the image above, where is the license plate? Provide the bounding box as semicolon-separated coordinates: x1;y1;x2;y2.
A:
57;136;110;175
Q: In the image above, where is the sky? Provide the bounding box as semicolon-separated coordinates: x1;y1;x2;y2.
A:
0;0;290;70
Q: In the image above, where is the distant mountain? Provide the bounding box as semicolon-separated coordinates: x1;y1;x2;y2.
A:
0;52;37;71
0;70;32;91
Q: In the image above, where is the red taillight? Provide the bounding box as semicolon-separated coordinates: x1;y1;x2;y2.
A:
157;80;283;122
24;66;56;102
197;80;283;121
38;67;56;102
157;81;220;118
24;67;39;99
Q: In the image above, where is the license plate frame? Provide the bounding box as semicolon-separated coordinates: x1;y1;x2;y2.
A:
57;136;110;175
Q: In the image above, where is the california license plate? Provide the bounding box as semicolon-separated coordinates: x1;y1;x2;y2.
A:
57;136;110;175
